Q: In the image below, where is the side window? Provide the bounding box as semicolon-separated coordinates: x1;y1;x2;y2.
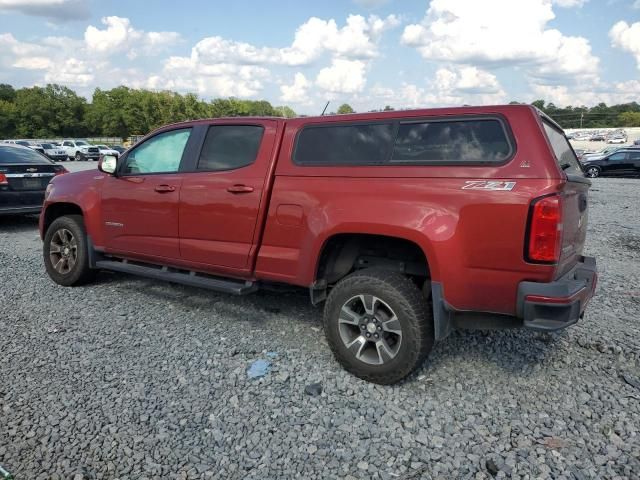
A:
294;123;394;165
393;120;512;163
123;128;191;175
197;125;264;171
608;152;626;161
628;151;640;160
63;141;72;147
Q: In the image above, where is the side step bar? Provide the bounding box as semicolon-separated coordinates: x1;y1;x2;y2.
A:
94;259;258;295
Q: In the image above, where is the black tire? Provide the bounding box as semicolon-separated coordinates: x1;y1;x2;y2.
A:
585;166;601;178
43;215;96;286
75;151;83;161
323;269;434;384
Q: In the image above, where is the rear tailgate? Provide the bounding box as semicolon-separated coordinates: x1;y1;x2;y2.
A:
540;119;590;277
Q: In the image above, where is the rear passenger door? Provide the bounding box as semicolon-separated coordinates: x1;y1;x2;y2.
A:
603;152;630;176
178;120;278;271
628;150;640;176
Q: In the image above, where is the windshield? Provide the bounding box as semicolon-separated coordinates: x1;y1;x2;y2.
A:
41;143;53;149
97;145;108;149
0;145;50;164
16;141;30;146
76;141;89;146
542;120;583;175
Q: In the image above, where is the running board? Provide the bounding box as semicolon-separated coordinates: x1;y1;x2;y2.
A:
94;259;257;295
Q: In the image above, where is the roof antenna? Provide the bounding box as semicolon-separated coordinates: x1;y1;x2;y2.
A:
321;101;330;116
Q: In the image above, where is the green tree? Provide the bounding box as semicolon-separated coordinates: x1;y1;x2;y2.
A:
383;105;394;111
337;103;355;114
618;111;640;127
274;106;297;118
0;100;17;138
0;84;16;103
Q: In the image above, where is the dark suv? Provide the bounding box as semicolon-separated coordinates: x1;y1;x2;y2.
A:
581;148;640;178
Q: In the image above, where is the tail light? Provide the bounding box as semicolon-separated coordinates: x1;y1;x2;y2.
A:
526;194;562;263
0;173;7;185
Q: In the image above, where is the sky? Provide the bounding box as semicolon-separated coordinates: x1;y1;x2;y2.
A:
0;0;639;113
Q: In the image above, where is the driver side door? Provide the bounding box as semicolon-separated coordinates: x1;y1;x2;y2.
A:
101;127;193;261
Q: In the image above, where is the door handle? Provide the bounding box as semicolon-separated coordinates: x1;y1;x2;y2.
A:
154;184;176;193
227;184;254;194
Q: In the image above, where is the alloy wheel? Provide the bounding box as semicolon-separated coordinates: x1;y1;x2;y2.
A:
49;228;78;275
338;294;403;365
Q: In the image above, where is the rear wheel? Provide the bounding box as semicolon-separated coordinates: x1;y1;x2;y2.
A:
75;151;83;161
43;215;96;286
585;166;601;178
323;269;434;384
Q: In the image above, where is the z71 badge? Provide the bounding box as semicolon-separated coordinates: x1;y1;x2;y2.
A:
462;180;516;191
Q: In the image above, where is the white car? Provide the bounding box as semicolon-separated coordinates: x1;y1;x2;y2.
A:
61;140;101;161
95;145;121;158
38;142;69;162
607;137;627;144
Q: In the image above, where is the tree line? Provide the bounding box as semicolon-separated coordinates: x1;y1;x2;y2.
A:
1;82;639;140
0;83;297;140
530;100;640;129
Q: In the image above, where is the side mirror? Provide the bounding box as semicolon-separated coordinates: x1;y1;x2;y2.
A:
99;155;117;175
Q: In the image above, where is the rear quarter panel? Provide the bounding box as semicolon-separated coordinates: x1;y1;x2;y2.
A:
255;106;566;316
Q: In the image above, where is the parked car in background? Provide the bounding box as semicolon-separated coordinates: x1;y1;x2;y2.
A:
589;133;606;142
109;145;126;155
607;135;627;144
581;148;640;178
39;143;69;162
0;144;67;215
95;145;122;158
61;140;100;161
582;146;623;161
40;104;597;384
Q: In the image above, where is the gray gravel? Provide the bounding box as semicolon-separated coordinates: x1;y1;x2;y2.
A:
1;178;639;479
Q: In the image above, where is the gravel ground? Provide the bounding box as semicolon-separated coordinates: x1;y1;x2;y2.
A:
0;178;639;480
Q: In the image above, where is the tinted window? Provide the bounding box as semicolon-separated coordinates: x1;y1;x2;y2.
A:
295;123;394;165
608;152;626;161
392;119;511;163
197;125;264;171
123;128;191;174
542;121;582;174
41;143;53;149
629;151;640;160
0;146;49;164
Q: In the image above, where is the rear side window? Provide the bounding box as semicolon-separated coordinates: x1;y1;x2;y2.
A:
392;119;511;163
294;123;394;165
0;146;49;164
542;121;582;174
629;151;640;160
197;125;264;171
294;117;513;166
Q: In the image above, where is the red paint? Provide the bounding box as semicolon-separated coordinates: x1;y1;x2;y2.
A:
41;104;592;317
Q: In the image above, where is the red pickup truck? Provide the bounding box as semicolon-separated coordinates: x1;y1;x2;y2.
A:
40;105;597;384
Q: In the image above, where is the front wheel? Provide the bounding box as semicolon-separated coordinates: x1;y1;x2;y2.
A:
43;215;96;286
585;166;601;178
323;269;434;384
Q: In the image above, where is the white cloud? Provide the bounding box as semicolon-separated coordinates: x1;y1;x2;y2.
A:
610;20;640;70
0;0;89;20
316;59;367;94
531;80;640;106
45;57;94;86
186;14;399;67
362;65;507;109
84;16;180;59
159;56;270;97
552;0;587;7
401;0;599;81
280;73;311;104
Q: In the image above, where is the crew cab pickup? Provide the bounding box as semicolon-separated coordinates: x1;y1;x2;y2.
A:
40;105;597;384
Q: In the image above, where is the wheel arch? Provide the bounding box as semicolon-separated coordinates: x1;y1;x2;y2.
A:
311;231;436;304
42;202;84;236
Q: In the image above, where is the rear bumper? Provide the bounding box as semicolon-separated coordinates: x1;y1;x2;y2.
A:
517;256;597;331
